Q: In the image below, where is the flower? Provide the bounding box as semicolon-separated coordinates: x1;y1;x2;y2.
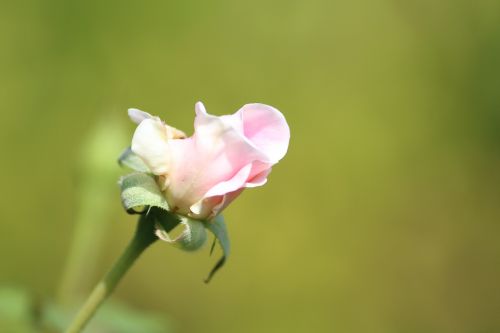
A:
129;102;290;220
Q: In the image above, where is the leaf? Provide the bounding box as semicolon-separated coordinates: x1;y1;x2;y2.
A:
119;173;169;212
156;215;207;252
118;147;150;173
204;215;230;283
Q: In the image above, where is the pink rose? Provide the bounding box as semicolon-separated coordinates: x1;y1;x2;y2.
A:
129;102;290;220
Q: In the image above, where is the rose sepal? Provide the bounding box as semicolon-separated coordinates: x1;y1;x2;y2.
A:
119;171;230;281
118;147;151;173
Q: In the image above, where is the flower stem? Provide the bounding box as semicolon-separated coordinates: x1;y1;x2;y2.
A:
64;213;158;333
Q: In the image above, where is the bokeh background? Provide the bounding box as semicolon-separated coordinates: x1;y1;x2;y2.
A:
1;0;500;332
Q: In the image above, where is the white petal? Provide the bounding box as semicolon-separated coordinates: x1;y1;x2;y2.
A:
131;118;171;175
189;196;223;219
195;101;207;115
128;108;153;124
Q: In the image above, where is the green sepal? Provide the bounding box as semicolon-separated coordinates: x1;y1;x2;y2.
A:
119;172;230;281
152;207;179;232
155;215;207;252
204;214;230;283
118;147;150;173
119;173;169;212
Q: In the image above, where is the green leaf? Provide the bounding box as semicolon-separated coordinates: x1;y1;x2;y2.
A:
204;214;230;283
118;147;150;173
119;173;169;212
156;215;207;252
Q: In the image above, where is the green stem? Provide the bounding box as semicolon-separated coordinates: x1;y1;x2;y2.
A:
64;213;158;333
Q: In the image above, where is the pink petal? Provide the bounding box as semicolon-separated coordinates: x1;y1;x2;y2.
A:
204;163;253;197
246;161;273;187
236;103;290;163
165;103;267;213
211;188;245;217
160;102;290;219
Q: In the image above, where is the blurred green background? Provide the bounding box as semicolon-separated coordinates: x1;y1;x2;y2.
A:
1;0;500;332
